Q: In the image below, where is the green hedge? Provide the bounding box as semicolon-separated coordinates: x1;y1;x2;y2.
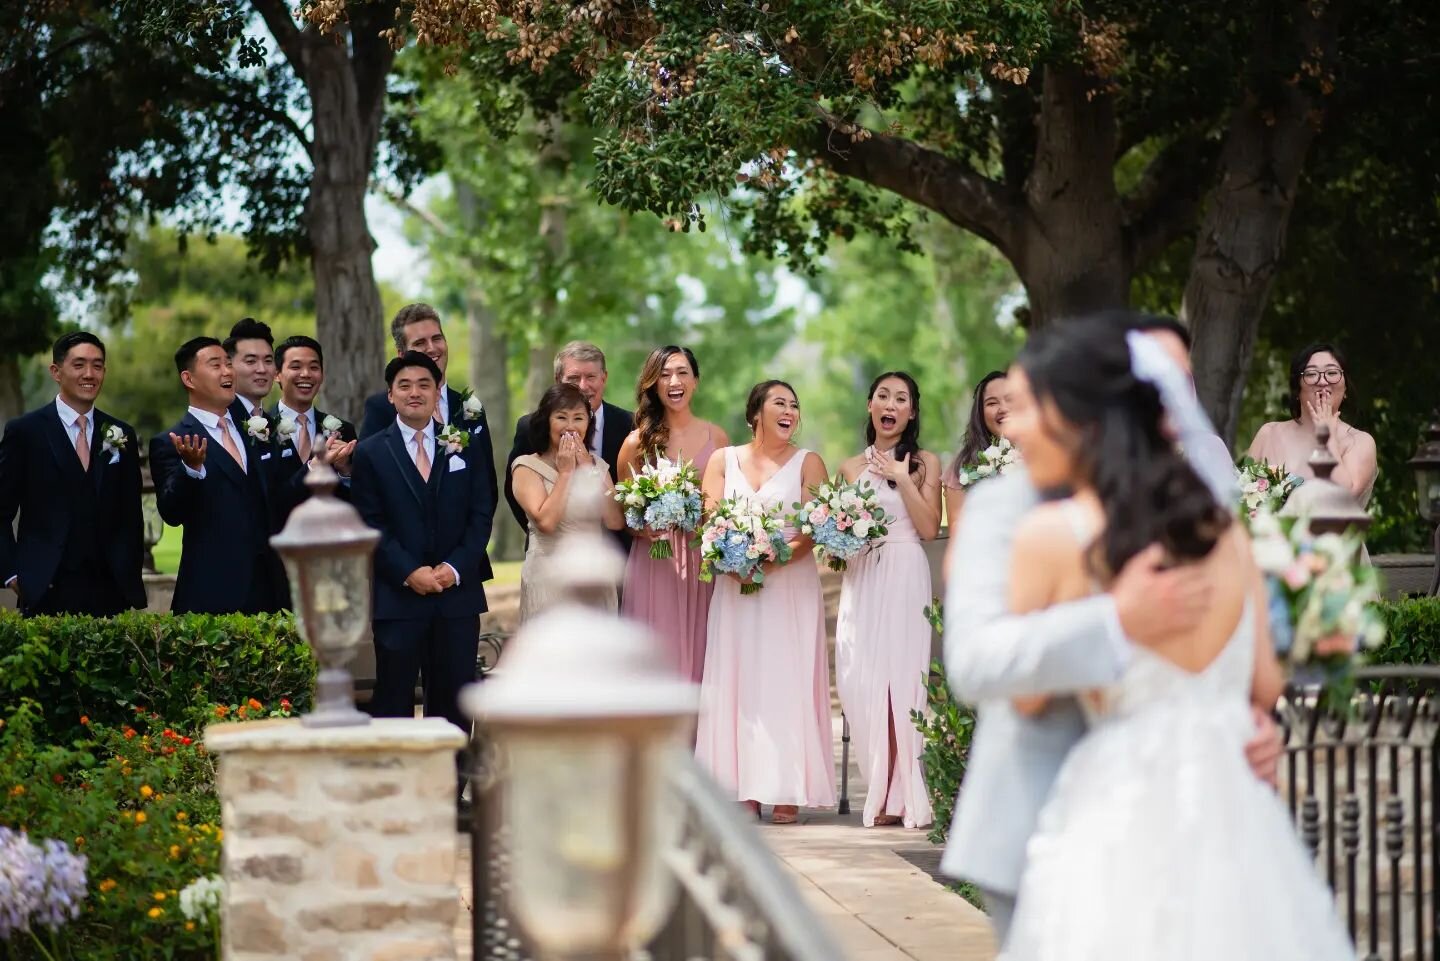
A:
1369;596;1440;666
0;609;316;742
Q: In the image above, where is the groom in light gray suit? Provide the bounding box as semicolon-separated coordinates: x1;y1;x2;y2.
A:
940;312;1282;944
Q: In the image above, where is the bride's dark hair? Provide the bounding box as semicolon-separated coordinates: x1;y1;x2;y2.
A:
1018;319;1230;579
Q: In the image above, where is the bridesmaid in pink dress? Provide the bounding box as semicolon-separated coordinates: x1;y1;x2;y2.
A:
834;372;942;828
695;380;836;825
617;346;730;682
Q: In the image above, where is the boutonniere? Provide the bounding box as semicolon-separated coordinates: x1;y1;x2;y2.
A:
460;388;483;420
438;422;470;455
321;414;343;441
101;424;127;455
245;415;272;443
275;417;298;442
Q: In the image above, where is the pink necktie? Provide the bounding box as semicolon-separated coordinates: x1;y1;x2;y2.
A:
74;414;90;471
296;415;312;462
219;418;246;473
413;434;431;481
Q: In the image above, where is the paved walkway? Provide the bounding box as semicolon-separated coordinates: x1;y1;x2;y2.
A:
453;711;995;961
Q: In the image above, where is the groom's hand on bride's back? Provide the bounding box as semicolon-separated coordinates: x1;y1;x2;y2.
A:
1112;544;1214;647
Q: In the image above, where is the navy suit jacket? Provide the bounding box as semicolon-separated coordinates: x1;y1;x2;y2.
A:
505;401;633;547
0;404;147;613
263;406;357;528
349;422;495;620
149;411;285;614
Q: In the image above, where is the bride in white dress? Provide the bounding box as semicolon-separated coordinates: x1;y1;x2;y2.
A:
998;324;1353;960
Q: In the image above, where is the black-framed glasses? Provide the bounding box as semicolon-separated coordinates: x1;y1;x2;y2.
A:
1301;367;1345;386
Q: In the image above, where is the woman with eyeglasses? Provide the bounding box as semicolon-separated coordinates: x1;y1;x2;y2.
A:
1246;343;1377;503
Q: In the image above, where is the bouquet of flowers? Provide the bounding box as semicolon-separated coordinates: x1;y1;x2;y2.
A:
1249;510;1385;700
1237;457;1304;522
697;496;793;595
791;475;892;572
954;437;1021;488
613;457;704;559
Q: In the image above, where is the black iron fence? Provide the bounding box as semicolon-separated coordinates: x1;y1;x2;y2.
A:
1282;666;1440;961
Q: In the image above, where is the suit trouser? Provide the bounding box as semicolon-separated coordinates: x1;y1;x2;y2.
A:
370;615;479;737
977;887;1017;949
25;564;126;618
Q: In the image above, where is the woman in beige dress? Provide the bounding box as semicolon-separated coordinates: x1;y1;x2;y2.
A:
511;384;624;620
1246;343;1377;504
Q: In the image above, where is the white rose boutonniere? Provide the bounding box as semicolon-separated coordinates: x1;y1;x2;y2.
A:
101;424;128;455
275;417;297;441
438;423;470;455
321;414;343;440
461;389;483;419
245;415;272;443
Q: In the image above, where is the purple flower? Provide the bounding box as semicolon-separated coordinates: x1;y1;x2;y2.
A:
0;827;87;938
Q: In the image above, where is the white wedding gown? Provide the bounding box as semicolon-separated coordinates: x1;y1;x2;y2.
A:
1003;594;1354;960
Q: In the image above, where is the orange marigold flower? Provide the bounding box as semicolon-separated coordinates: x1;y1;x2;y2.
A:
123;728;137;739
247;698;263;710
99;878;117;893
175;811;188;822
135;812;147;825
147;907;163;919
214;705;229;718
153;892;166;901
9;785;24;797
236;706;248;718
185;921;196;932
140;785;153;798
79;715;90;726
75;836;84;847
169;844;181;859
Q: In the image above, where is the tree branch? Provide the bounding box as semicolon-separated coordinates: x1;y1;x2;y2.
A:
250;0;309;70
810;120;1018;257
1123;131;1219;267
181;71;313;158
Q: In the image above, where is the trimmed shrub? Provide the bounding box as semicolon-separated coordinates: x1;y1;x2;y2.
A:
1368;596;1440;666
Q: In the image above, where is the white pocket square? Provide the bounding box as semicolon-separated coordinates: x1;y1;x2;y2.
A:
108;451;120;465
261;452;272;461
448;457;467;473
471;424;484;435
281;447;294;459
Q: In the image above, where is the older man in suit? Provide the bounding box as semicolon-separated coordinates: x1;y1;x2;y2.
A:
350;351;496;739
505;341;633;548
0;332;146;617
941;312;1281;945
149;336;286;615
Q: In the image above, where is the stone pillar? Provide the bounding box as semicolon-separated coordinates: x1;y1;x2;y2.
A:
206;718;467;961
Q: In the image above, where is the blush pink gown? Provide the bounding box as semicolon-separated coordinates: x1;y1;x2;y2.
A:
620;436;718;683
834;455;934;828
695;447;836;809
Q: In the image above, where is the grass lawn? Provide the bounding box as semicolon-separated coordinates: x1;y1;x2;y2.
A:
150;526;523;585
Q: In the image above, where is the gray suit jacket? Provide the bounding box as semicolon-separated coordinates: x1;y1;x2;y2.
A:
938;470;1127;894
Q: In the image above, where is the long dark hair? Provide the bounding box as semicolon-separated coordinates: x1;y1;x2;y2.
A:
634;345;700;459
864;371;924;487
745;380;797;436
948;370;1006;485
1018;321;1230;579
1287;342;1348;420
528;383;596;455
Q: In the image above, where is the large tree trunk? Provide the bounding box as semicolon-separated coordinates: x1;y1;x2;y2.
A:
1184;5;1336;444
253;0;395;423
521;111;570;408
305;41;386;422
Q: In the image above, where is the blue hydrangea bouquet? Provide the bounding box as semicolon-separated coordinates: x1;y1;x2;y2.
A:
614;457;703;559
791;475;892;572
697;496;793;595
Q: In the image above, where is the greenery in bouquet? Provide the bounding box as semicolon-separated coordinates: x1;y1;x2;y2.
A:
1248;510;1385;704
613;457;703;559
1236;457;1304;523
791;475;892;573
953;437;1020;488
697;496;793;595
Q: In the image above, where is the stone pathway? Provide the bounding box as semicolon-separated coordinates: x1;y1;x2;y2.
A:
452;711;995;961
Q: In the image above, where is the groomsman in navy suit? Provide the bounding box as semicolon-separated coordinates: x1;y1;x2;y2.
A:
149;336;285;615
224;317;276;428
359;305;497;548
0;332;146;616
350;352;496;738
268;335;358;527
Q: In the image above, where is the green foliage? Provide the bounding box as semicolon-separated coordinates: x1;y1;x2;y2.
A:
1368;597;1440;668
0;701;224;960
0;609;316;745
910;657;975;848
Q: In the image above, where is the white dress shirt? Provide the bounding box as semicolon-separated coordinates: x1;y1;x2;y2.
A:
589;402;605;460
236;395;261;418
55;397;94;457
183;406;248;479
396;416;459;587
436;382;450;426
